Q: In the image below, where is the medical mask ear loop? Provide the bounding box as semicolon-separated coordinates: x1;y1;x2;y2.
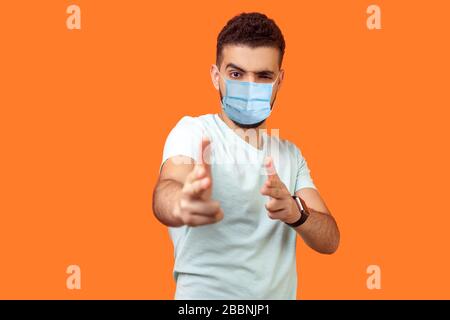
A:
218;73;229;110
267;71;281;113
217;72;232;105
271;72;281;88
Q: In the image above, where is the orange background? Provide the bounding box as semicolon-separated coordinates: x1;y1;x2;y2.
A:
1;0;449;299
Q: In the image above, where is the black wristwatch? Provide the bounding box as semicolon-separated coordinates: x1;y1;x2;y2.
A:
286;195;310;228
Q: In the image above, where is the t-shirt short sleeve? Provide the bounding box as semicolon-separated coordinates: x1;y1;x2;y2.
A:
294;146;317;192
160;116;204;171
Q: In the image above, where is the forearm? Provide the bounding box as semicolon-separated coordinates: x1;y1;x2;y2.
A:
294;209;340;254
152;179;184;227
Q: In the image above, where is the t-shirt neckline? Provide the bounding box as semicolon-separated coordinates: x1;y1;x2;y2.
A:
213;113;268;155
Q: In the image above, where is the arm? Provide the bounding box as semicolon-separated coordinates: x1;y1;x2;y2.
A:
293;187;340;254
152;158;189;227
260;157;340;254
152;138;224;227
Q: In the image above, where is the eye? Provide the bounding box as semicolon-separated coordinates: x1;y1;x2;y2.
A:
259;75;272;79
230;71;241;78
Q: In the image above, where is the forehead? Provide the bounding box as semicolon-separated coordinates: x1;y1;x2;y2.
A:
220;45;280;72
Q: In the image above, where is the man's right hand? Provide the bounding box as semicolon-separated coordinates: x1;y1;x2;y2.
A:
173;137;224;226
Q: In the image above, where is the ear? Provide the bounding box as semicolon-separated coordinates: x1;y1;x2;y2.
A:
210;64;220;91
276;69;285;91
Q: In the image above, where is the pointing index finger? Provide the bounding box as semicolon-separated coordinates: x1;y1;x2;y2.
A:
199;136;212;170
264;157;280;185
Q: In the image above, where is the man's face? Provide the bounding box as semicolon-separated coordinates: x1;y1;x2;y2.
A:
211;45;284;128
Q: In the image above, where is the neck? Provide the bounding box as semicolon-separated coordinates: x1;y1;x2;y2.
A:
218;111;267;150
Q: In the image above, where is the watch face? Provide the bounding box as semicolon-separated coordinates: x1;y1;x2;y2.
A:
294;196;304;211
300;197;310;213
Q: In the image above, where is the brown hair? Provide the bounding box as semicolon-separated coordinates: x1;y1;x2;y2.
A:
216;12;286;68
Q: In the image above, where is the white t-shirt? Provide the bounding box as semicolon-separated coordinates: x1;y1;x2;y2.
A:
161;113;317;299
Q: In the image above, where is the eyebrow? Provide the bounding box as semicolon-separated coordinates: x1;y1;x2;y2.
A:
225;63;275;76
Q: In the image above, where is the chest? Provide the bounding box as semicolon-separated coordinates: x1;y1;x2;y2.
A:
209;142;297;210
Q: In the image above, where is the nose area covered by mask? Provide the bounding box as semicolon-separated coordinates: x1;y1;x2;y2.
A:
220;73;278;125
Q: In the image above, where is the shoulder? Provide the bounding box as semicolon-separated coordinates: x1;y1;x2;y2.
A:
172;114;215;131
173;115;201;129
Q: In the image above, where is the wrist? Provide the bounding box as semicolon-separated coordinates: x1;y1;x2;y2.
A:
283;198;302;224
285;195;310;228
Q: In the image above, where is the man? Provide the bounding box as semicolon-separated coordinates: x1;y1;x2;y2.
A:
153;12;340;300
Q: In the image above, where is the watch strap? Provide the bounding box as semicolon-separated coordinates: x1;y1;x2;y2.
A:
286;195;310;227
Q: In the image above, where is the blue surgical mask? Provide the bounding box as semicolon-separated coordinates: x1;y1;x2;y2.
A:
220;73;279;125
